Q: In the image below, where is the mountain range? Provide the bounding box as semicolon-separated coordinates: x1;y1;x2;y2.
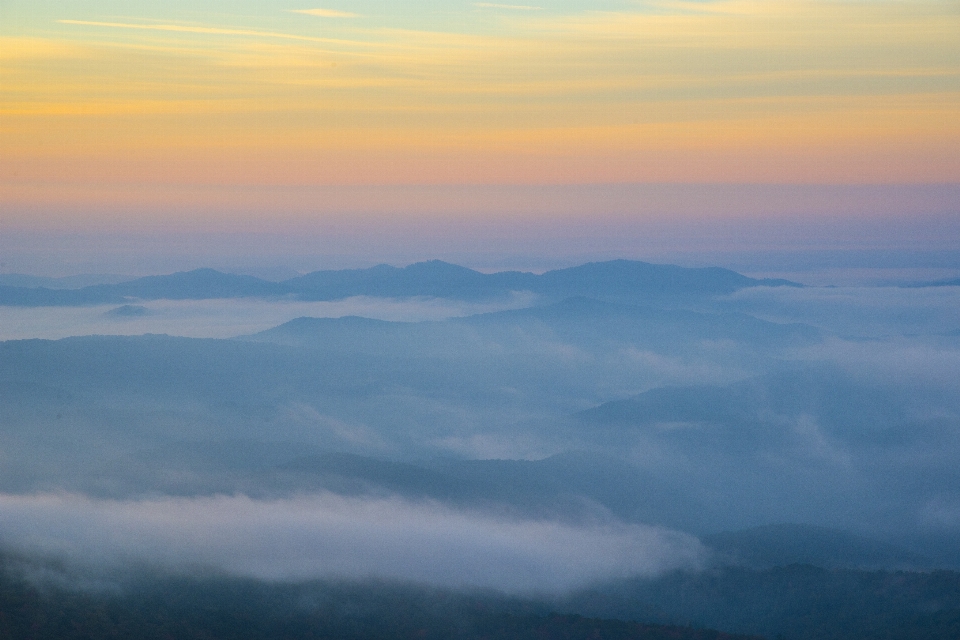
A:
0;260;798;306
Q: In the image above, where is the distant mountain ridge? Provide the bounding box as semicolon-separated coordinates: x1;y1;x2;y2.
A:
703;523;930;570
0;260;799;306
246;296;820;357
905;277;960;288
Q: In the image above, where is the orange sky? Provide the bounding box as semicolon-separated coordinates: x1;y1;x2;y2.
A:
0;1;958;243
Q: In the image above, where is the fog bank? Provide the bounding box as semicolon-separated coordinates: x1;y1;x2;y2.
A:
0;293;535;341
0;492;704;593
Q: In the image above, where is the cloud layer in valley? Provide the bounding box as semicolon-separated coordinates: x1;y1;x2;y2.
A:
0;492;703;593
0;293;536;341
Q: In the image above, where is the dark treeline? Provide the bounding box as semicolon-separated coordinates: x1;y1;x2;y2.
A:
0;560;756;640
568;565;960;640
4;555;960;640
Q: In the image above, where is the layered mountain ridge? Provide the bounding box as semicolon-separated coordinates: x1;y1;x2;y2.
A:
0;259;799;306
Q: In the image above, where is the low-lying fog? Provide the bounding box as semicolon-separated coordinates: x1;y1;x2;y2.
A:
0;492;703;593
1;263;959;593
719;284;960;336
0;293;536;341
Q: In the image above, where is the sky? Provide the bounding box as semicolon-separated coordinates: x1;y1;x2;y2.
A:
1;1;958;273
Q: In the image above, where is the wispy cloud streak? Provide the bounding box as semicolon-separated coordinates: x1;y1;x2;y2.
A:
56;19;366;46
475;3;542;9
291;9;360;18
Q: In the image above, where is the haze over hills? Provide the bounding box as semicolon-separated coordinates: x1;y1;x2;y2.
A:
2;0;955;632
702;523;931;570
1;257;958;639
0;273;132;289
906;277;960;288
0;309;956;555
245;297;820;358
0;259;799;306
